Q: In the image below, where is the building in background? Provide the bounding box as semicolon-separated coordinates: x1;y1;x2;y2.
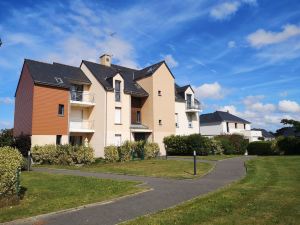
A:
200;110;262;142
14;54;201;157
251;128;275;141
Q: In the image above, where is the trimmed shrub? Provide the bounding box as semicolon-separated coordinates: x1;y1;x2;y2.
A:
14;134;31;157
104;145;119;162
215;134;248;155
73;146;94;164
0;129;14;147
163;135;188;155
0;147;23;197
247;141;279;155
118;141;134;162
208;139;224;155
31;145;56;164
186;134;211;155
55;144;75;165
144;142;160;159
277;137;300;155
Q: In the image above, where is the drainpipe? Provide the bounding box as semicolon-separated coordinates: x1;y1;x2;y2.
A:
105;90;107;147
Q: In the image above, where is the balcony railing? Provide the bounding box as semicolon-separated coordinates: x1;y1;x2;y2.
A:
186;100;201;110
70;91;95;103
70;120;94;131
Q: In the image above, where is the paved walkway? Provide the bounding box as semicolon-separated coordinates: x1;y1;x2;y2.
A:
5;157;251;225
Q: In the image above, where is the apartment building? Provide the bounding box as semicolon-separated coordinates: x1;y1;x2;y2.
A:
14;54;201;157
200;111;262;142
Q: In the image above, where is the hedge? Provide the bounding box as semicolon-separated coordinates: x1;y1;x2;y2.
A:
163;134;224;156
0;147;23;197
104;145;119;162
247;141;279;155
31;144;94;165
277;136;300;155
214;134;248;155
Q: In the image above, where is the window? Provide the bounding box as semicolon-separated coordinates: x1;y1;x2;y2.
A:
235;123;237;128
56;135;62;145
69;136;83;146
115;107;121;124
158;90;162;96
226;122;229;133
187;94;192;109
115;80;121;102
188;114;193;128
115;134;122;146
175;113;179;128
58;104;64;116
159;120;162;125
137;111;141;123
54;77;63;84
244;124;246;129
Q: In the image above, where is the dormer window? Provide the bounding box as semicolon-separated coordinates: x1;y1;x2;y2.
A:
115;80;121;102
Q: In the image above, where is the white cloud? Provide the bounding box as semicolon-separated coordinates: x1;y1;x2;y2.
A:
195;82;226;100
163;54;178;68
219;105;240;115
247;24;300;48
278;100;300;113
242;95;276;112
227;41;236;48
0;97;14;104
210;0;256;20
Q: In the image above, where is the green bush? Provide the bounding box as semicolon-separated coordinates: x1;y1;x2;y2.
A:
247;141;279;155
277;137;300;155
208;139;224;155
0;129;14;147
14;134;31;157
215;134;248;155
186;134;211;155
118;141;134;162
163;135;189;155
0;147;23;197
31;144;95;165
104;145;119;162
144;142;160;159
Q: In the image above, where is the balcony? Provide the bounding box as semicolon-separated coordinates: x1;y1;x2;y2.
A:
70;91;95;107
185;100;201;112
69;120;95;133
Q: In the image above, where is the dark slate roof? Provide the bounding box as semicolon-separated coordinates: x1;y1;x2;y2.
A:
24;59;91;89
252;128;275;138
200;111;251;124
175;84;200;103
82;60;153;97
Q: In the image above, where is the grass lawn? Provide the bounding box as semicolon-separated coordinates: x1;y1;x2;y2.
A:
124;156;300;225
35;159;214;179
0;172;143;223
169;155;240;161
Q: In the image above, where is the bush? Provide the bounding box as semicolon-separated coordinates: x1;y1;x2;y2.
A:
0;147;23;197
0;129;14;147
247;141;279;155
186;134;211;155
31;144;95;165
208;139;224;155
14;134;31;157
118;141;134;162
144;142;160;159
163;135;189;155
215;134;248;155
104;145;119;162
277;137;300;155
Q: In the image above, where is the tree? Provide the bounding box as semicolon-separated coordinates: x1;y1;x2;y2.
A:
281;119;300;132
0;128;14;147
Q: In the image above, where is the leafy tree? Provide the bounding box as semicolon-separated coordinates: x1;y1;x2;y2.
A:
281;119;300;132
0;128;14;147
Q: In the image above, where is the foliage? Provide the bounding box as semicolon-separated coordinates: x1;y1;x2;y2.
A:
143;142;160;159
281;119;300;132
104;145;119;162
163;135;189;155
0;129;14;148
215;134;248;155
118;141;134;162
186;134;212;155
0;147;23;198
277;136;300;155
31;144;94;165
208;139;224;155
247;141;279;155
14;134;31;157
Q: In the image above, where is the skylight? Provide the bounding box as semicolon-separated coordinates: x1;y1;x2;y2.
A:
54;77;63;84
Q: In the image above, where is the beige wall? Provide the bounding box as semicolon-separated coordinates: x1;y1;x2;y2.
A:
175;102;199;135
106;74;131;146
80;63;106;157
31;135;68;146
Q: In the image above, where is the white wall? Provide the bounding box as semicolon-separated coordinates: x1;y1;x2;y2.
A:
175;102;199;135
31;135;68;146
200;122;223;136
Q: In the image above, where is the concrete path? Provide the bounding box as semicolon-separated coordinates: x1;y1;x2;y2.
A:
4;157;251;225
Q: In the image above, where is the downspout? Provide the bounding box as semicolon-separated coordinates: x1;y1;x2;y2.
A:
105;90;107;147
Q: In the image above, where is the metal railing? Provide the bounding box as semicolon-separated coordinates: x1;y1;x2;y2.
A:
70;91;95;103
70;120;94;130
186;100;201;110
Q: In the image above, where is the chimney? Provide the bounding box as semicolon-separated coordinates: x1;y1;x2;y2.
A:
100;54;111;67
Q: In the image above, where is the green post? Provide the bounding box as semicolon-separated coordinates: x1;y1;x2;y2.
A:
16;168;20;197
141;149;144;160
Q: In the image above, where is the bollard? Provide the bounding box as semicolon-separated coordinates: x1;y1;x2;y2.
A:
193;150;197;175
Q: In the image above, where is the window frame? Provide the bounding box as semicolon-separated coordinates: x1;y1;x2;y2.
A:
58;104;64;116
159;119;162;125
115;107;122;124
136;111;141;124
115;80;121;102
56;135;62;145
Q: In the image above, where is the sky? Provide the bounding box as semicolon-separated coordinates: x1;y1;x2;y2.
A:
0;0;300;132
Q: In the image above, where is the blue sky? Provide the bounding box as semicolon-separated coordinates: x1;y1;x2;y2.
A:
0;0;300;131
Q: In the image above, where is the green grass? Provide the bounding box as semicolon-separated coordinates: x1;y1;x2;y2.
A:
124;156;300;225
0;172;143;223
170;155;240;161
35;159;214;179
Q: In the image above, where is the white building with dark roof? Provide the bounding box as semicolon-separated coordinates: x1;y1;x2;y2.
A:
200;111;262;142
